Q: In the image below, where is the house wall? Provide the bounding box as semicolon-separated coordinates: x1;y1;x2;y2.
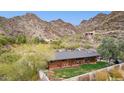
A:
48;57;97;70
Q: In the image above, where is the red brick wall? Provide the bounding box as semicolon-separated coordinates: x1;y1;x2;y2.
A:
48;57;97;70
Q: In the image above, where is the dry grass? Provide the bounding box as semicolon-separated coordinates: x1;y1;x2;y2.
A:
96;69;110;81
96;65;124;81
109;68;124;80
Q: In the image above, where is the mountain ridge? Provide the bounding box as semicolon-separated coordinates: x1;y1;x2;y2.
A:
0;11;124;41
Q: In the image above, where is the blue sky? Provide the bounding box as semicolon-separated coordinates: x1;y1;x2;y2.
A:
0;11;111;25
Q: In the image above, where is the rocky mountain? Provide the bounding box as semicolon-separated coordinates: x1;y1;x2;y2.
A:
0;13;78;41
0;11;124;41
79;11;124;31
50;19;78;36
0;13;55;40
97;11;124;30
79;13;107;31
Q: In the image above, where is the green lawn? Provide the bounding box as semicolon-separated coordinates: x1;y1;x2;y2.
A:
51;61;108;79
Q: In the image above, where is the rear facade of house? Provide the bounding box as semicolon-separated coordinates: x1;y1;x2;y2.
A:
48;49;100;70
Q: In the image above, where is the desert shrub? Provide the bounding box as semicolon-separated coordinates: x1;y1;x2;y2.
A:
51;40;62;45
0;54;44;80
0;44;54;80
0;46;10;55
32;37;41;44
58;41;80;50
0;35;14;55
31;37;47;44
15;34;27;44
0;62;39;81
18;54;48;70
0;52;21;64
94;34;103;41
118;39;124;60
13;60;39;80
0;35;17;47
64;44;80;50
0;64;18;80
0;35;10;46
109;68;124;80
118;52;124;61
51;40;64;49
83;44;92;49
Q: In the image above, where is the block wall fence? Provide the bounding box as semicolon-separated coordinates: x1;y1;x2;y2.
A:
64;63;124;81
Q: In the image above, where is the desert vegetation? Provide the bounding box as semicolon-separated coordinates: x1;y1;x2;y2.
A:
0;33;124;81
0;35;54;80
50;34;94;50
97;37;124;63
0;11;124;81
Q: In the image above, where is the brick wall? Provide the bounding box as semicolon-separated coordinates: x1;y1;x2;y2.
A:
48;57;97;70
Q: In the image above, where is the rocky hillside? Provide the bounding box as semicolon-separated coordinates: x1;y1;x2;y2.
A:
0;11;124;42
79;11;124;31
50;19;78;37
0;13;78;41
97;11;124;30
79;13;107;32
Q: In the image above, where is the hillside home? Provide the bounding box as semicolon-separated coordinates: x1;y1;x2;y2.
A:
85;31;95;41
48;49;100;70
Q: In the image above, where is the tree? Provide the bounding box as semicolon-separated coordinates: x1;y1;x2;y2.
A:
97;37;119;63
118;39;124;61
118;39;124;52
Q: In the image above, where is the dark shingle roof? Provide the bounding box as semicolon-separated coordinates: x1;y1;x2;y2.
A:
51;49;100;61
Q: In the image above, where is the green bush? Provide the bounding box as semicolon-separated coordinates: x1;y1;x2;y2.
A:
32;37;47;44
0;64;17;80
0;35;9;46
0;35;20;47
0;46;11;55
83;44;92;49
0;54;44;80
51;40;62;46
0;52;21;64
15;34;27;44
0;62;39;81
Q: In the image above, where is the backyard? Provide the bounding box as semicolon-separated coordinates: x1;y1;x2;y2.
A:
48;61;108;80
